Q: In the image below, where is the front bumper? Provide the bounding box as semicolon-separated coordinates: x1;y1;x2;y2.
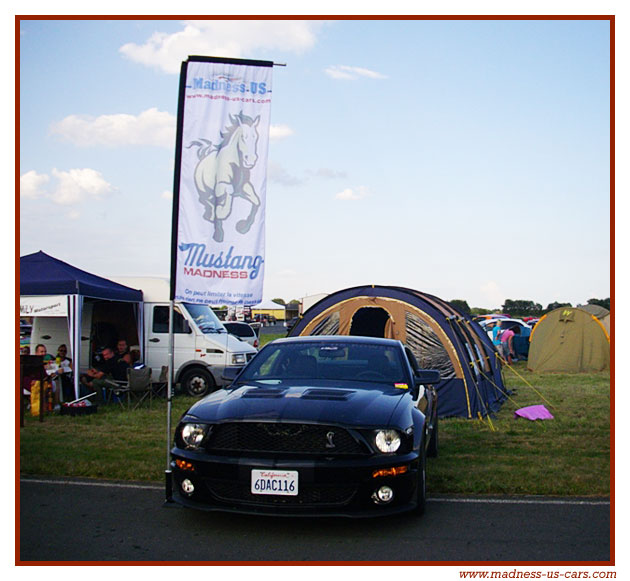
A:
170;449;421;517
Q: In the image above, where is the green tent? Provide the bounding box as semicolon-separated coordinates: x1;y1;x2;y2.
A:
527;306;610;372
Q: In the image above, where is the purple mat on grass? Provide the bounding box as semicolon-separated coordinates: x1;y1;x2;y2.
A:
514;404;554;421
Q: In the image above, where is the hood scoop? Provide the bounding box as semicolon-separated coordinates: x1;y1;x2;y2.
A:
241;387;287;399
300;388;355;401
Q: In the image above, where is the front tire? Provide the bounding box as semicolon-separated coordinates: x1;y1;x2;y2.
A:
180;368;215;397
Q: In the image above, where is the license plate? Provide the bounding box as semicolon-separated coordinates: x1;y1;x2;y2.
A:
251;469;298;496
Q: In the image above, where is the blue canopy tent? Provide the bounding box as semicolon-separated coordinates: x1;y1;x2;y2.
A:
289;285;507;418
20;251;143;399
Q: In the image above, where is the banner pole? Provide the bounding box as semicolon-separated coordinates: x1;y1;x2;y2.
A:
164;60;188;504
164;299;175;503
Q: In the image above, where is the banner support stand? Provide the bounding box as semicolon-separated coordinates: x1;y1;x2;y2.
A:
164;59;188;506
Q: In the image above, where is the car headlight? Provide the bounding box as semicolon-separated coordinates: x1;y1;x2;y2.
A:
232;353;246;365
374;429;402;454
180;423;208;449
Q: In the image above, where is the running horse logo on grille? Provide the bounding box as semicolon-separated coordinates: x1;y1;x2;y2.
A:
187;111;261;243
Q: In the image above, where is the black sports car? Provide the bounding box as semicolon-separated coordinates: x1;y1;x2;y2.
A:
170;335;439;517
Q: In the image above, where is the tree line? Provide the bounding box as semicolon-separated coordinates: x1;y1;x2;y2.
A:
449;297;610;318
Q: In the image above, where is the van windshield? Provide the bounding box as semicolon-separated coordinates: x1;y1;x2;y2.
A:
183;303;227;334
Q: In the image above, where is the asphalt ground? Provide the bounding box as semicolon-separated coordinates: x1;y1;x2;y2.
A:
19;478;611;563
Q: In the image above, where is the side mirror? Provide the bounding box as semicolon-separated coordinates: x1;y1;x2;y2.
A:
415;369;441;385
221;366;241;382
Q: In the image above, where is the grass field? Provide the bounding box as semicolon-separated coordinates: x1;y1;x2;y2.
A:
19;338;611;497
431;363;610;496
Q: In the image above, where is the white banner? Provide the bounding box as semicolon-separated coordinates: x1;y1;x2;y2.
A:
173;57;273;306
20;295;68;317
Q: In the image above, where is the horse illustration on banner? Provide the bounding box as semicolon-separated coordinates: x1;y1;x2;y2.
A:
188;112;261;243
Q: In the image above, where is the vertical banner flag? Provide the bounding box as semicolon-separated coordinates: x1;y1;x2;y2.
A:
171;56;273;306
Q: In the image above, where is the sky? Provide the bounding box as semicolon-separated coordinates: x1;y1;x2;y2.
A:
18;16;612;310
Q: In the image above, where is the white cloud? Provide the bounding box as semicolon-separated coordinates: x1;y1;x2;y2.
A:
50;108;175;148
307;168;347;179
335;186;368;201
268;162;302;186
50;168;115;205
20;171;49;199
324;65;387;81
161;190;173;200
119;21;324;74
269;124;294;141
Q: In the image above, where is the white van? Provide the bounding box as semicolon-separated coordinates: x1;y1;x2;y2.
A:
29;277;258;397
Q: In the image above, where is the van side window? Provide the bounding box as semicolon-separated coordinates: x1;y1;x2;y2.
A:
153;306;190;334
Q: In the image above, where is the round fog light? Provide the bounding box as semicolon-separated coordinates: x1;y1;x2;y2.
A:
181;478;195;496
372;485;394;504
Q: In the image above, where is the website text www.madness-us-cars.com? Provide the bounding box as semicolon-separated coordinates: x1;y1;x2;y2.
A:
459;571;615;579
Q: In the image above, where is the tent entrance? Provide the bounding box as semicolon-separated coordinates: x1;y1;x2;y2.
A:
349;307;391;338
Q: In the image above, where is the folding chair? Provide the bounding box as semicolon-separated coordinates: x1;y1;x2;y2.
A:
127;367;153;410
152;366;168;398
103;378;129;409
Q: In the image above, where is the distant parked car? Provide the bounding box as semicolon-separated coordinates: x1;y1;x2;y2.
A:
223;322;259;349
284;317;300;332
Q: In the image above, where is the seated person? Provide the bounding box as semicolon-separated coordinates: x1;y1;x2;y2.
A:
81;346;129;401
56;344;74;402
35;344;58;408
35;344;53;362
116;339;132;366
56;344;72;365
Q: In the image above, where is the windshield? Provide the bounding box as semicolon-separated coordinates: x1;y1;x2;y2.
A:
238;341;408;385
183;303;227;334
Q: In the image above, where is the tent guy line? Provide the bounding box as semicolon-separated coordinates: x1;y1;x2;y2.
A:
19;479;609;506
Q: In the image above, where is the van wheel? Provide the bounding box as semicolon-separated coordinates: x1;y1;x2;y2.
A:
181;368;215;397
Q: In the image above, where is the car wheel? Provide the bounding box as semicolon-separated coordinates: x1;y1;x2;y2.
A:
416;441;427;515
427;416;439;458
180;368;215;397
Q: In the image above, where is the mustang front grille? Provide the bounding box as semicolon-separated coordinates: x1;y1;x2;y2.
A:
205;422;369;456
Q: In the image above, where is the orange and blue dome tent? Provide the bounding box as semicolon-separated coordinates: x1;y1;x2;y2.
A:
288;285;507;418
